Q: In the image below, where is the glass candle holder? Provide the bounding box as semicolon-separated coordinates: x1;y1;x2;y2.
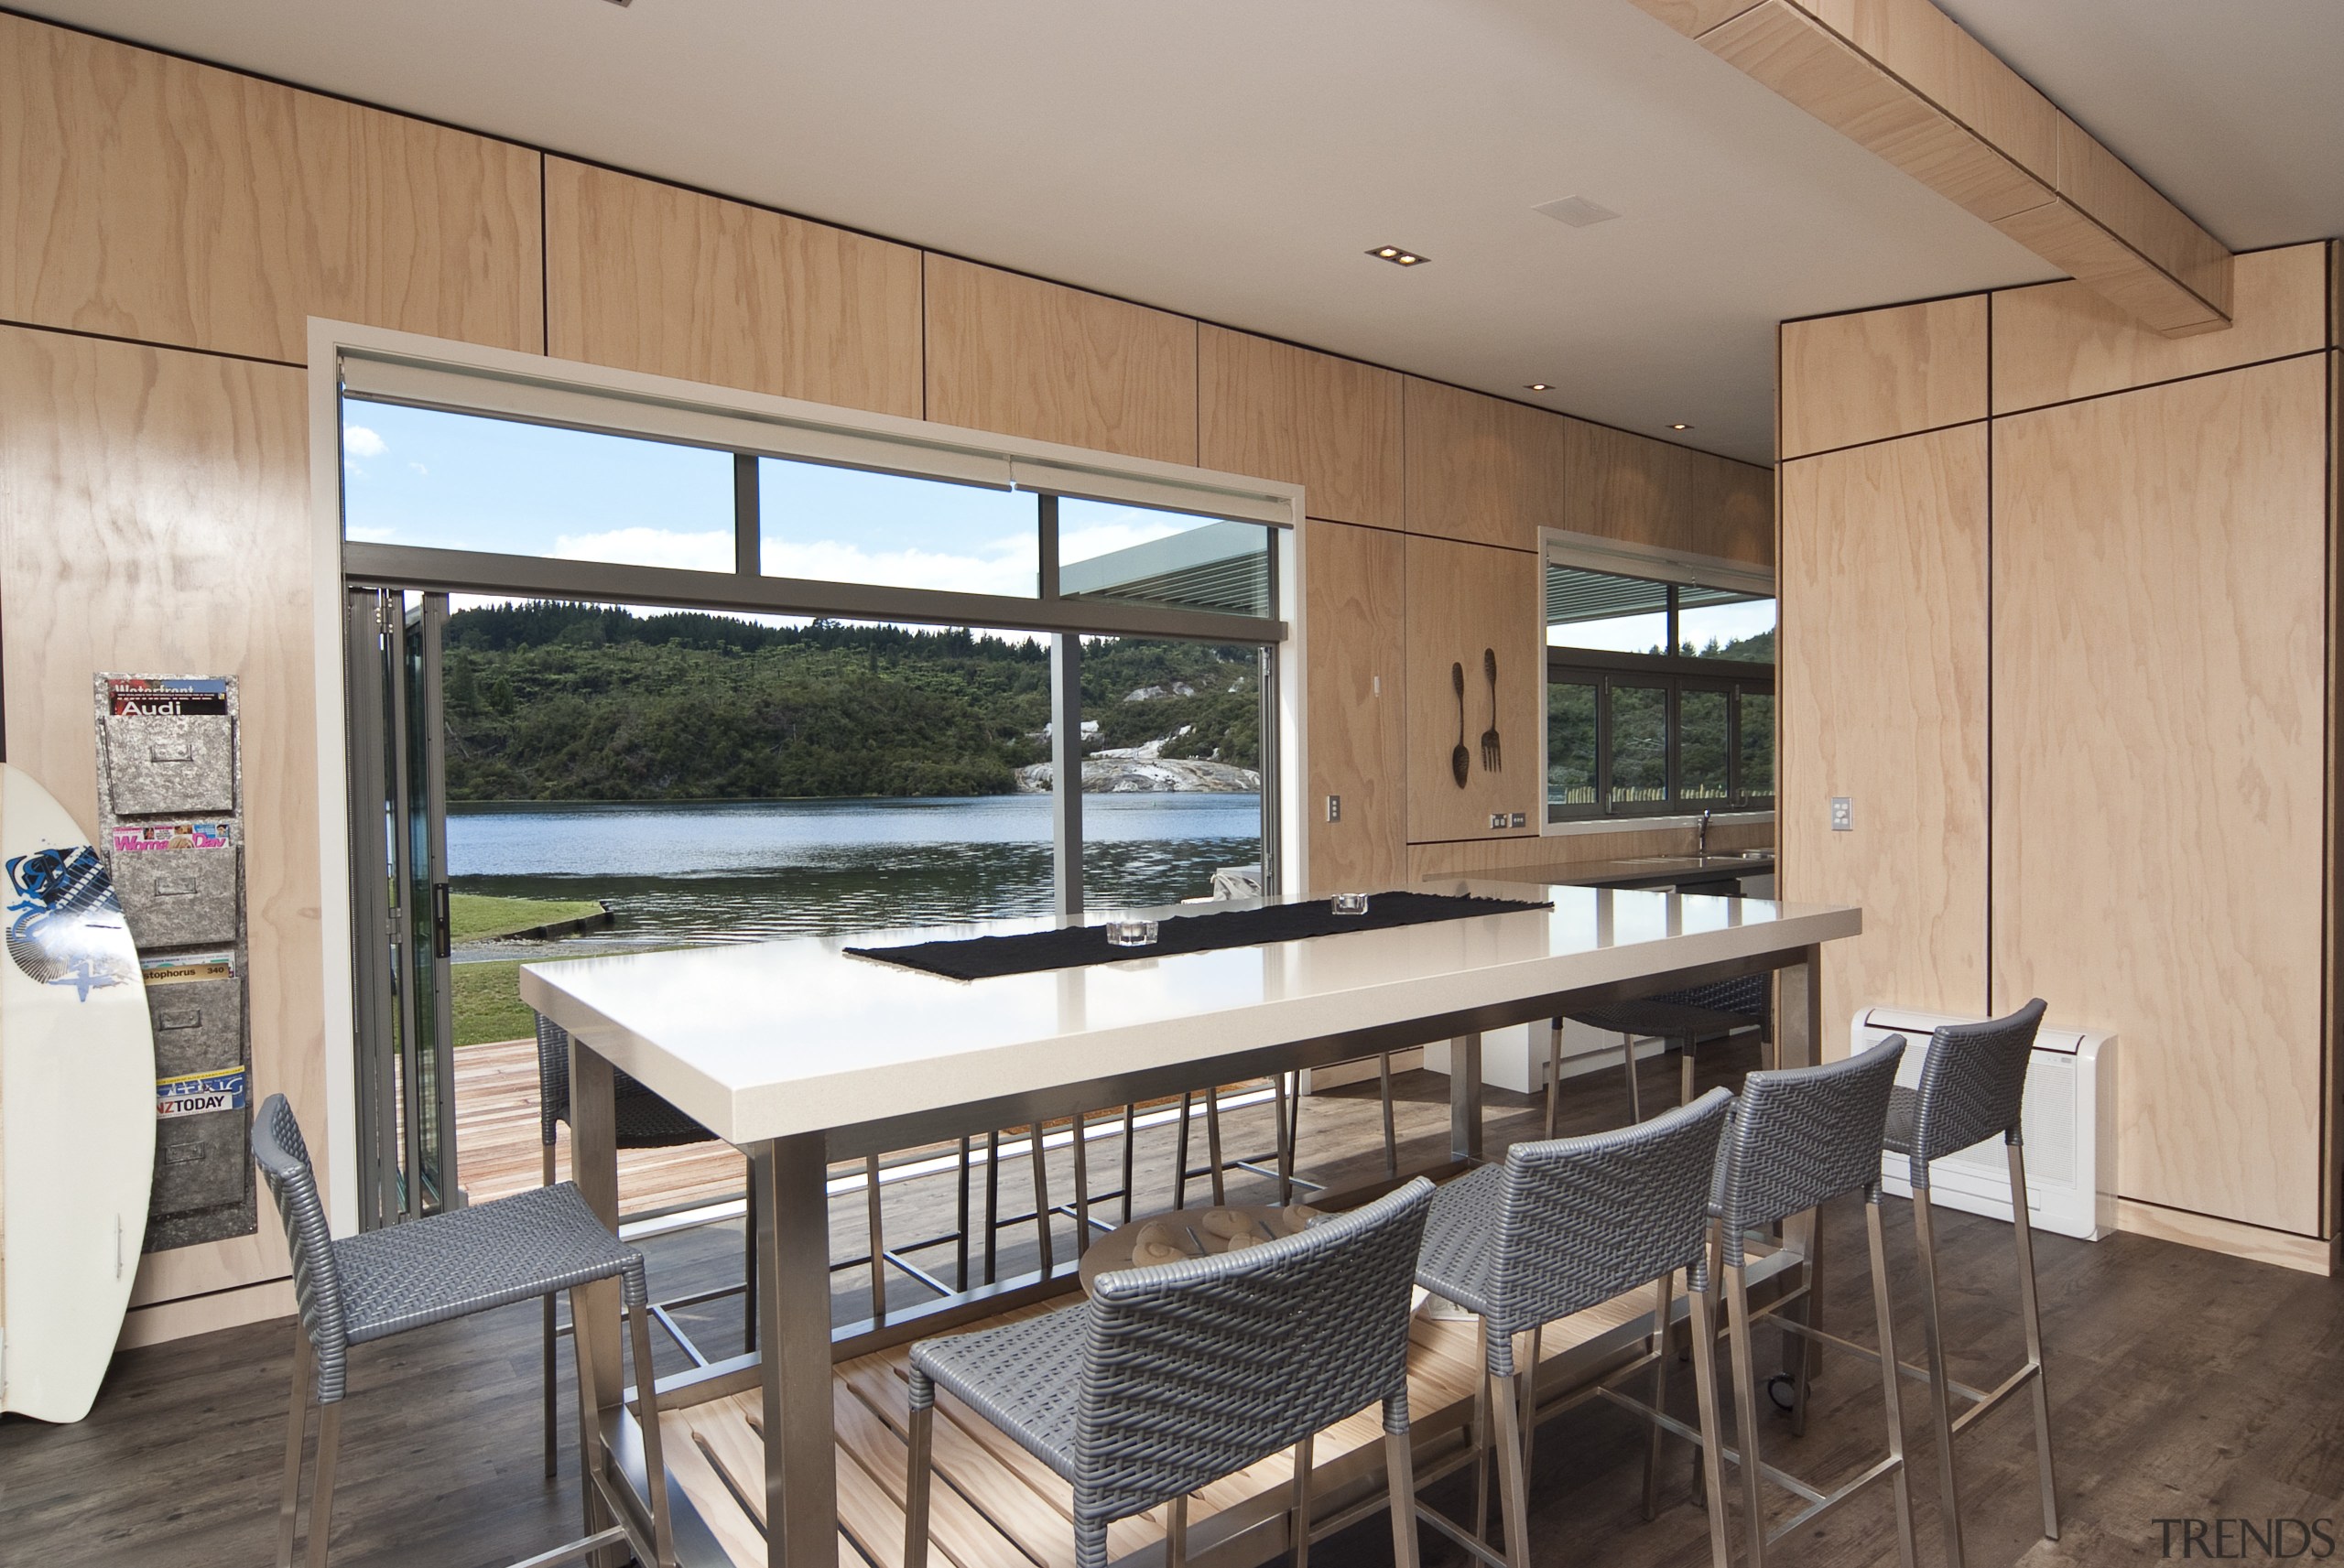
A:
1104;918;1158;947
1331;892;1372;915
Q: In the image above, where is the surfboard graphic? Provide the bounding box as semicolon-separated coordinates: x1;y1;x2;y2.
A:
0;763;155;1422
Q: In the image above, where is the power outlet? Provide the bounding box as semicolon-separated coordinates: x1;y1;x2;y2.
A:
1326;794;1341;823
1830;796;1853;831
1490;812;1508;830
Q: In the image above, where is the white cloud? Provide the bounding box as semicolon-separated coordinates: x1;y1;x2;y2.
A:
553;527;735;574
342;426;387;459
760;536;1036;599
407;461;429;477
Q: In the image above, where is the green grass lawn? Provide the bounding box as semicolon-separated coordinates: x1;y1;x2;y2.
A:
452;957;537;1048
448;892;608;943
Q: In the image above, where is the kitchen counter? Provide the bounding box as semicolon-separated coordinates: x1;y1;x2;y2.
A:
1482;850;1775;892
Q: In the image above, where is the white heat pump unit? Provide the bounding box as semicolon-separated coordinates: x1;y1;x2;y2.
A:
1850;1008;2117;1241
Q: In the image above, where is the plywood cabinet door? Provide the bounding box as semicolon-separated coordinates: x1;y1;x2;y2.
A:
544;159;923;417
0;14;541;362
0;326;318;1304
1402;380;1568;552
923;255;1198;464
1778;424;1991;1043
1561;419;1774;567
1778;296;1988;460
1304;522;1406;891
1199;329;1402;529
1991;357;2329;1235
1403;537;1541;844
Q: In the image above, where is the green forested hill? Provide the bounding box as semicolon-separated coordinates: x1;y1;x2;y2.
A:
440;601;1262;802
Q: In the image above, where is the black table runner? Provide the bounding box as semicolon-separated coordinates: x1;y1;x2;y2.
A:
844;891;1553;981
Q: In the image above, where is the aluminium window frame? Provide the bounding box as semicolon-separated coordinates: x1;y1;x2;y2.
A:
308;318;1308;1235
1537;527;1776;827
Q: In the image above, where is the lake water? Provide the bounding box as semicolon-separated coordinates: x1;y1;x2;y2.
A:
449;795;1263;959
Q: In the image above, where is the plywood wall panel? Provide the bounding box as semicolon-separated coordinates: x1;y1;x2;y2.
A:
1561;419;1774;566
1991;358;2329;1235
1302;522;1406;891
923;255;1197;464
0;14;541;362
1778;425;1990;1044
1403;536;1542;845
1199;329;1402;530
1991;243;2330;416
1780;295;1988;458
1402;380;1568;552
544;159;923;418
0;326;319;1304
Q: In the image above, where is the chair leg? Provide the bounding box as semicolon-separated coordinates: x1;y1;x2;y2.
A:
1469;1353;1492;1542
278;1327;312;1568
1028;1125;1055;1273
905;1398;934;1568
2009;1141;2061;1541
1912;1189;1967;1568
1643;1272;1673;1522
542;1140;560;1479
1174;1093;1194;1209
1071;1108;1091;1258
1865;1194;1919;1568
1723;1260;1769;1568
744;1171;760;1352
1119;1106;1136;1224
572;1286;607;1545
1687;1286;1731;1568
954;1135;972;1292
305;1400;342;1568
1544;1022;1563;1140
866;1152;889;1325
1488;1372;1533;1568
1290;1431;1314;1568
1622;1032;1644;1123
983;1130;1002;1281
1516;1326;1544;1482
628;1296;678;1567
1380;1054;1399;1179
1382;1395;1420;1568
1205;1089;1227;1206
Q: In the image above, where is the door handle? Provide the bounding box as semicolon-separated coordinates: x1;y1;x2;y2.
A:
432;881;450;959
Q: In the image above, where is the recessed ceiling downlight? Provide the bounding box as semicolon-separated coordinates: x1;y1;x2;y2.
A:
1368;246;1428;267
1669;423;1693;431
1525;384;1552;393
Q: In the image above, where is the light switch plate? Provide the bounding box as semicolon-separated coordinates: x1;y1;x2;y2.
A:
1830;796;1853;831
1509;812;1526;828
1326;794;1341;823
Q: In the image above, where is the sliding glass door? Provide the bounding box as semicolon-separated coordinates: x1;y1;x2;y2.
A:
345;588;457;1226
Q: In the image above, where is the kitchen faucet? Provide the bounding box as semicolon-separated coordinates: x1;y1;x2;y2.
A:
1698;807;1711;857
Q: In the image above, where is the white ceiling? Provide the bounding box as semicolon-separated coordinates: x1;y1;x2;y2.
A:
16;1;2339;465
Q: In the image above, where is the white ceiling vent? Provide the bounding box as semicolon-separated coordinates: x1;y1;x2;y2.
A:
1534;195;1620;229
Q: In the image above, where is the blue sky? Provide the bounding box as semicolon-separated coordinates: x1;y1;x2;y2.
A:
342;400;1199;600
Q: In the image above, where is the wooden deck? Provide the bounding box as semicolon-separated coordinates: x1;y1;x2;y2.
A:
656;1279;1709;1568
456;1036;750;1213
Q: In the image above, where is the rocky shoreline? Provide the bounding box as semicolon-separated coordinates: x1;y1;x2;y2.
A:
1014;755;1262;793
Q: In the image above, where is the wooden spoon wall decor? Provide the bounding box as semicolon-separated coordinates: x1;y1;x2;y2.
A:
1450;662;1470;787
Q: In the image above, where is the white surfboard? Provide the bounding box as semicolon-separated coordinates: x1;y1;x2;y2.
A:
0;762;154;1422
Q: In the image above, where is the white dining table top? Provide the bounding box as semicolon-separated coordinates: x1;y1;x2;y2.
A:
516;880;1861;1147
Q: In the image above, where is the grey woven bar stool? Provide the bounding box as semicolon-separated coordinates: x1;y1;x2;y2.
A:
537;1013;751;1477
904;1177;1436;1568
1414;1088;1739;1568
1882;998;2056;1568
253;1094;674;1568
1698;1046;1915;1568
1550;975;1769;1135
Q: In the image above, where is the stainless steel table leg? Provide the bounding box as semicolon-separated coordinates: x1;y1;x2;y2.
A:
1449;1033;1484;1162
751;1135;841;1568
569;1038;627;1568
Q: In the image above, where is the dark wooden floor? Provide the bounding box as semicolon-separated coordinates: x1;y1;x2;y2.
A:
6;1049;2340;1567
